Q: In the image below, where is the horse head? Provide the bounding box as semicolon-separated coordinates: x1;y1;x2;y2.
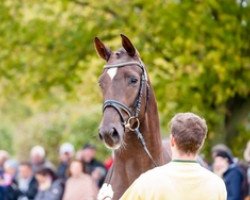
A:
94;34;148;150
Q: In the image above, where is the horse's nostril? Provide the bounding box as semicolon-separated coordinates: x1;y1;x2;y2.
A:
110;128;119;138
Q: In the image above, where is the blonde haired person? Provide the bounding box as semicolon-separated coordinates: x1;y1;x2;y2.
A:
120;112;227;200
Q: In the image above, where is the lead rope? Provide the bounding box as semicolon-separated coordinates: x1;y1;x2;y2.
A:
105;163;114;185
134;128;158;167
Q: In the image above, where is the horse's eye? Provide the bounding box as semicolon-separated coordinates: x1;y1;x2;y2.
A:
129;77;138;85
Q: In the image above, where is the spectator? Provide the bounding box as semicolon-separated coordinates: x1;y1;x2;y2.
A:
34;167;64;200
30;146;54;173
79;144;106;187
213;150;244;200
0;150;9;178
0;159;19;200
120;112;226;200
62;160;98;200
0;159;18;186
57;143;74;180
15;161;38;200
213;143;249;199
79;144;103;173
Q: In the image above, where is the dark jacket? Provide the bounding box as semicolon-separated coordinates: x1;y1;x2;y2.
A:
34;179;64;200
223;164;244;200
4;176;38;200
0;186;5;200
57;162;68;180
17;176;38;200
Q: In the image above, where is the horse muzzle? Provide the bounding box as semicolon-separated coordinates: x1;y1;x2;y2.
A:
99;121;124;150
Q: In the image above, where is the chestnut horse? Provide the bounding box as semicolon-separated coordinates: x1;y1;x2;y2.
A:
94;34;171;200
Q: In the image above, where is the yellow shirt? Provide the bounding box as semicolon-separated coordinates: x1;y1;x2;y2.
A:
120;161;227;200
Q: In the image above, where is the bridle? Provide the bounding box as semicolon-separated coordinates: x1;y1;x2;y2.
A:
103;61;157;167
103;60;147;132
99;60;158;200
103;60;158;167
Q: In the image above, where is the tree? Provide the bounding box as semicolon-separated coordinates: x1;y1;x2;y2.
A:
0;0;249;159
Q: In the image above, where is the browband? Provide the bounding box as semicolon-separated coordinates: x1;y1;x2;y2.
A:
104;61;148;81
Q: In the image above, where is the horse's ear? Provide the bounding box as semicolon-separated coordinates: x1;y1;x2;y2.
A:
121;34;136;57
94;37;112;61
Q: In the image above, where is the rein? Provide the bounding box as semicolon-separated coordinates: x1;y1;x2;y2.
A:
103;61;158;185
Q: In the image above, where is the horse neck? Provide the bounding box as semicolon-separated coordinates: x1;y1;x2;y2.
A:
114;82;163;170
110;82;163;200
140;83;163;162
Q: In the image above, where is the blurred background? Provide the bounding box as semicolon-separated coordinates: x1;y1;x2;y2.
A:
0;0;249;163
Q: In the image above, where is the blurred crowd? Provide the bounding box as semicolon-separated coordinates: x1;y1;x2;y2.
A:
211;142;250;200
0;141;250;200
0;143;112;200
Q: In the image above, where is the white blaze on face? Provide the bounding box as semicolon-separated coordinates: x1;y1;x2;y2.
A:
107;68;117;80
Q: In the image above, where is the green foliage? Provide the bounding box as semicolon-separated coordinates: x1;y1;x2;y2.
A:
0;123;13;153
228;109;250;157
0;0;249;160
13;104;109;163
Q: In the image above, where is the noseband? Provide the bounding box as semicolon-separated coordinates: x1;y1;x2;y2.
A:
103;61;147;131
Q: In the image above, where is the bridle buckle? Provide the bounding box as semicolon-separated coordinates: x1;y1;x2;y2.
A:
125;116;140;131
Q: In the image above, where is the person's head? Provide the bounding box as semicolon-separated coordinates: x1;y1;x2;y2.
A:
212;144;232;159
213;150;233;174
0;150;9;168
69;160;84;177
214;150;233;164
18;161;33;179
59;143;75;162
81;144;96;163
30;146;46;165
4;159;18;177
170;112;207;156
35;167;56;184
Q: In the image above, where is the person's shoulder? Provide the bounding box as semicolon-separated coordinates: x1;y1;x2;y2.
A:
199;165;219;177
137;164;169;182
199;166;226;187
225;164;244;180
229;164;244;175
